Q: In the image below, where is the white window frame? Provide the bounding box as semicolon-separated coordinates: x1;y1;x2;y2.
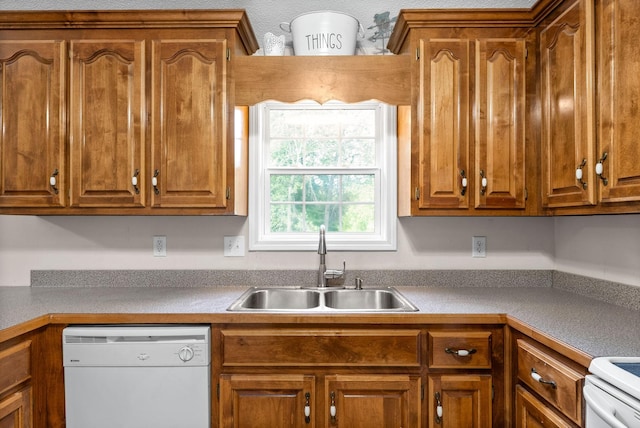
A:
248;100;397;252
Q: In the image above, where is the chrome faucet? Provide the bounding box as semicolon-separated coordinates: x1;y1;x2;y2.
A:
317;225;345;287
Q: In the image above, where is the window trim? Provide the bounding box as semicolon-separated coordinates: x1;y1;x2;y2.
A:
248;100;397;251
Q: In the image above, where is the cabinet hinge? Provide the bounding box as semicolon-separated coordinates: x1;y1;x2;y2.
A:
416;47;420;61
226;48;231;61
525;187;528;201
525;47;528;59
414;187;420;201
226;186;231;200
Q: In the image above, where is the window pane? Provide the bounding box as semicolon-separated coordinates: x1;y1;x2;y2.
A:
269;139;304;167
342;204;375;232
342;139;375;166
270;203;304;233
304;139;339;167
305;175;340;202
305;204;341;232
343;175;375;202
270;175;303;201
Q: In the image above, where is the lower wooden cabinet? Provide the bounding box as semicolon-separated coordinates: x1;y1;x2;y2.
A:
219;373;420;428
0;386;32;428
219;374;315;428
515;385;576;428
427;374;492;428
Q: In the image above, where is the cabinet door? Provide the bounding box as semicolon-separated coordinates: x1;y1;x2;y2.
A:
0;386;32;428
475;39;526;210
69;40;145;208
540;0;595;207
597;0;640;203
151;39;228;208
416;39;470;210
515;386;575;428
219;374;315;428
428;374;491;428
324;374;420;428
0;41;66;208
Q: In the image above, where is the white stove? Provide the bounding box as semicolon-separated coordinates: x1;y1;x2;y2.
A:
585;357;640;427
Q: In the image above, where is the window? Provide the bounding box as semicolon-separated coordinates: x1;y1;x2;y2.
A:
249;100;396;251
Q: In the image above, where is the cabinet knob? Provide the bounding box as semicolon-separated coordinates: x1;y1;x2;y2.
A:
304;392;311;424
460;170;468;196
152;169;160;195
530;368;557;389
132;169;140;194
596;152;608;186
576;159;587;189
49;169;59;195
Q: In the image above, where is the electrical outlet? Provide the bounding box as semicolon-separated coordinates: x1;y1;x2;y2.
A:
153;236;166;257
472;236;486;258
224;236;245;257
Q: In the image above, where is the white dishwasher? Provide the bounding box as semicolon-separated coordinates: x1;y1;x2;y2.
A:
63;325;210;428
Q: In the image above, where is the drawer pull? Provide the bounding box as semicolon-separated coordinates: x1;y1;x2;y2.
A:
445;347;477;357
329;391;336;422
304;392;311;424
435;391;443;424
531;368;557;389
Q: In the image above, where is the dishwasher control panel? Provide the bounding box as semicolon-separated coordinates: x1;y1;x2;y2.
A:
63;325;210;367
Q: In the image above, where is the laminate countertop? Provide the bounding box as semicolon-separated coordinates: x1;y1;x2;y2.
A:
0;285;638;360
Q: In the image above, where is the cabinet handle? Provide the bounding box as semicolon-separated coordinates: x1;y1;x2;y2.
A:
595;152;608;186
530;368;557;389
132;169;140;194
479;169;488;195
329;391;336;422
49;169;59;195
304;392;311;424
575;158;587;189
152;169;160;195
435;391;443;424
445;347;477;357
460;170;468;196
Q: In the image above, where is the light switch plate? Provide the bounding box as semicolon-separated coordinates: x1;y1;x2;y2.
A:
224;236;245;257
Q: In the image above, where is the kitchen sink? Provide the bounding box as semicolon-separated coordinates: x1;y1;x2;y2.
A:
227;287;418;312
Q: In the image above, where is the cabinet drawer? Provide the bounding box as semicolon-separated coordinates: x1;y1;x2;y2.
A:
428;331;491;369
0;341;31;396
517;339;583;425
222;329;421;367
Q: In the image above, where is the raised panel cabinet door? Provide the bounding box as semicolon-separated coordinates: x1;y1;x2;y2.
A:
151;39;228;208
416;39;470;210
69;40;145;208
597;0;640;203
0;41;65;208
324;374;420;428
540;0;596;208
475;38;526;210
0;386;32;428
428;374;491;428
219;374;315;428
515;386;576;428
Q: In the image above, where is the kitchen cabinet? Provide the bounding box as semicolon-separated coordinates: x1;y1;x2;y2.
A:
540;0;596;208
388;11;534;216
509;326;588;427
218;328;422;427
0;41;66;208
0;10;258;215
69;39;145;208
596;0;640;205
0;341;32;428
427;374;491;428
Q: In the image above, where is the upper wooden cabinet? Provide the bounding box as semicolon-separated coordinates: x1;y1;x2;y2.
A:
540;0;596;208
596;0;640;205
0;10;258;215
0;41;66;208
389;11;534;216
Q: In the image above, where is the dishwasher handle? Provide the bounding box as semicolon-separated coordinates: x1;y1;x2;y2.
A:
584;384;628;428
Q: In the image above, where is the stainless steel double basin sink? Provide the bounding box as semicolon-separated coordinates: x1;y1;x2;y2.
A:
227;287;418;312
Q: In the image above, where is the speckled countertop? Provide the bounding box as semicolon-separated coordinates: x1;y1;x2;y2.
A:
1;285;639;359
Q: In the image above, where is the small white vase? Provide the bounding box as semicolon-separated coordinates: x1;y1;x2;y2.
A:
264;32;285;56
